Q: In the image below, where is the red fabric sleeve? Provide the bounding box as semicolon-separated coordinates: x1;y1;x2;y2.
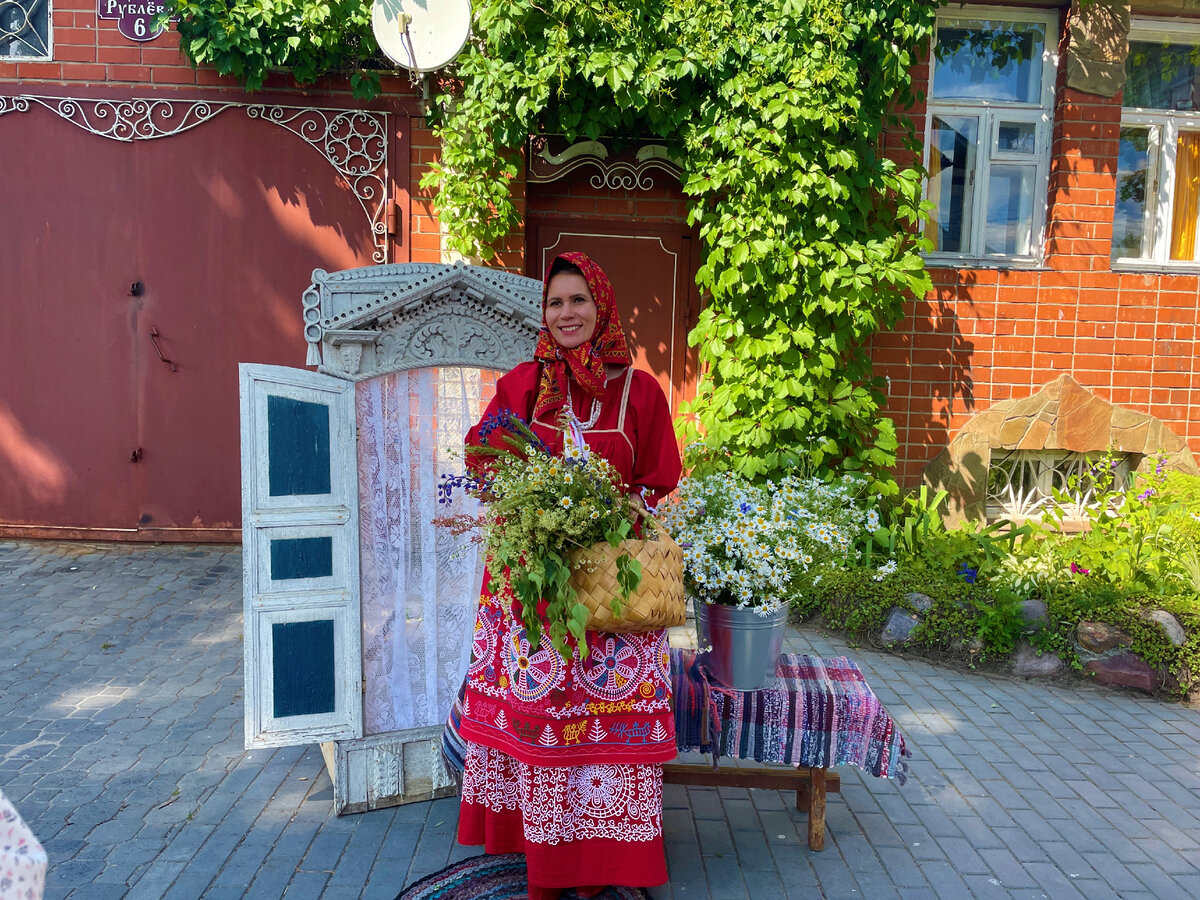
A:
464;362;541;472
628;370;682;508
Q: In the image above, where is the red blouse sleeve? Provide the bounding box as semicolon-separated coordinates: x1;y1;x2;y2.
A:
464;362;541;471
628;371;682;508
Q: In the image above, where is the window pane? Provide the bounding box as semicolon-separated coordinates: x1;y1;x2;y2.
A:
1170;132;1200;261
933;19;1046;104
1125;41;1200;110
984;164;1036;256
1113;128;1152;259
997;121;1036;154
0;0;50;59
926;115;979;253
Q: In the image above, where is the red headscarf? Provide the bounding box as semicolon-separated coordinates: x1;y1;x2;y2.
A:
533;251;632;422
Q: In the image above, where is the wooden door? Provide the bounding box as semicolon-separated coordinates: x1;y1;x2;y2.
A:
526;222;701;418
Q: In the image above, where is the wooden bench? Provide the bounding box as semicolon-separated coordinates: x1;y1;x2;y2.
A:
665;647;909;852
662;762;841;851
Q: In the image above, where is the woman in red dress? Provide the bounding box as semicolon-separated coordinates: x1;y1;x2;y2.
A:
456;251;682;899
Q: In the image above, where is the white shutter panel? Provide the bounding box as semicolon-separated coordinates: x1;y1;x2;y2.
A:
239;363;362;749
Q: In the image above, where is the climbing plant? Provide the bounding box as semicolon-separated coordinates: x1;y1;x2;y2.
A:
165;0;938;489
162;0;382;97
428;0;937;488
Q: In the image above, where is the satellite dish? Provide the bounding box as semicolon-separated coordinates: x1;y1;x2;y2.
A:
371;0;473;73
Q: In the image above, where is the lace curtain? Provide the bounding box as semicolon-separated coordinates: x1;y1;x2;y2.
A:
357;367;498;734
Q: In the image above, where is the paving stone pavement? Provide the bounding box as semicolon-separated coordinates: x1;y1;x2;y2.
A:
2;539;1200;899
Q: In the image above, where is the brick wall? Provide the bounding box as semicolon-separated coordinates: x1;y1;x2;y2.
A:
408;120;443;265
408;118;527;270
875;28;1200;487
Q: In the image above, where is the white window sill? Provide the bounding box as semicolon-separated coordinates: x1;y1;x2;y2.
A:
1111;259;1200;274
923;257;1046;271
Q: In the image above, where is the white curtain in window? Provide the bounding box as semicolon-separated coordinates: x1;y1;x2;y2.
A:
357;368;495;734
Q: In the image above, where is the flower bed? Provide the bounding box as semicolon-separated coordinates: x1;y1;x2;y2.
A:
797;462;1200;700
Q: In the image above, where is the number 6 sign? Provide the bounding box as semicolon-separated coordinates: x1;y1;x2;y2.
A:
97;0;177;42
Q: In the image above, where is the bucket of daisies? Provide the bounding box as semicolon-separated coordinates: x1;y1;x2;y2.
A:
656;469;882;689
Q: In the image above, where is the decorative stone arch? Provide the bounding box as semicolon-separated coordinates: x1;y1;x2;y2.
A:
302;261;544;378
922;375;1200;527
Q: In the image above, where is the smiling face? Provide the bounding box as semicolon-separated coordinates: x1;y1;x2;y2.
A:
543;271;598;350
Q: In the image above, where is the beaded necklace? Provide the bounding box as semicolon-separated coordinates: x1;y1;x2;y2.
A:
563;378;603;430
562;368;625;432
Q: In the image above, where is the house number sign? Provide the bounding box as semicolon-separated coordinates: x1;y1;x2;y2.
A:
97;0;176;42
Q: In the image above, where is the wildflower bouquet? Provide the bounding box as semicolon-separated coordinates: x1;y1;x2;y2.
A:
657;471;880;615
439;410;643;660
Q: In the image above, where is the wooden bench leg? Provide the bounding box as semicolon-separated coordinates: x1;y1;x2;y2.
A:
665;762;835;851
806;769;827;851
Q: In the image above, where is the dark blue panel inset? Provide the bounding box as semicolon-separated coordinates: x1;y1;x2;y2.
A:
270;536;334;581
272;619;336;718
267;395;332;497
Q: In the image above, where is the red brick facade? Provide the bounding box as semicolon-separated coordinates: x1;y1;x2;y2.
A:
875;25;1200;487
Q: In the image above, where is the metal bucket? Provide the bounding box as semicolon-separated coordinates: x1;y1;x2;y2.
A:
693;598;788;691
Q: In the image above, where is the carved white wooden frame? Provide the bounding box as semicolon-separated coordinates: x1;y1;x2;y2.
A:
0;94;389;262
302;261;544;378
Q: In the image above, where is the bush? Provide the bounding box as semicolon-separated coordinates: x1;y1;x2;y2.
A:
805;560;1024;664
791;465;1200;700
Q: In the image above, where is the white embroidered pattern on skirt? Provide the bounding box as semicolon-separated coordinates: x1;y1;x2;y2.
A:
462;742;522;811
461;743;662;845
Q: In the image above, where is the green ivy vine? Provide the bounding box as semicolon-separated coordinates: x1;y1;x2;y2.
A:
166;0;938;488
162;0;383;97
428;0;936;488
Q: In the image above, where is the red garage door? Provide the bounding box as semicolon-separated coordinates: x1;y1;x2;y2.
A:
0;98;392;540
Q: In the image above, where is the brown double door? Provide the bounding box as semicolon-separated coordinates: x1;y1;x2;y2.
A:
526;220;701;420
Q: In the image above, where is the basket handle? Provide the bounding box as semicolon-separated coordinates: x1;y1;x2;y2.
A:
634;505;668;540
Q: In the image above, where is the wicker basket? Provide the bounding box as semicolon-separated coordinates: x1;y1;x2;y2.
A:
567;513;686;632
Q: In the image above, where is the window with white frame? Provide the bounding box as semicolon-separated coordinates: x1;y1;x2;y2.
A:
924;8;1058;262
0;0;51;60
986;449;1139;522
1114;20;1200;266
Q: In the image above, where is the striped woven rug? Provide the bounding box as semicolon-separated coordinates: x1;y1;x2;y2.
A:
394;854;652;900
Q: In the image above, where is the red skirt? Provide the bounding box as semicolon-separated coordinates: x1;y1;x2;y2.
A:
458;741;668;889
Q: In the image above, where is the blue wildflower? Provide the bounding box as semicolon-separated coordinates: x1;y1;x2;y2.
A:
957;563;978;584
437;471;486;504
